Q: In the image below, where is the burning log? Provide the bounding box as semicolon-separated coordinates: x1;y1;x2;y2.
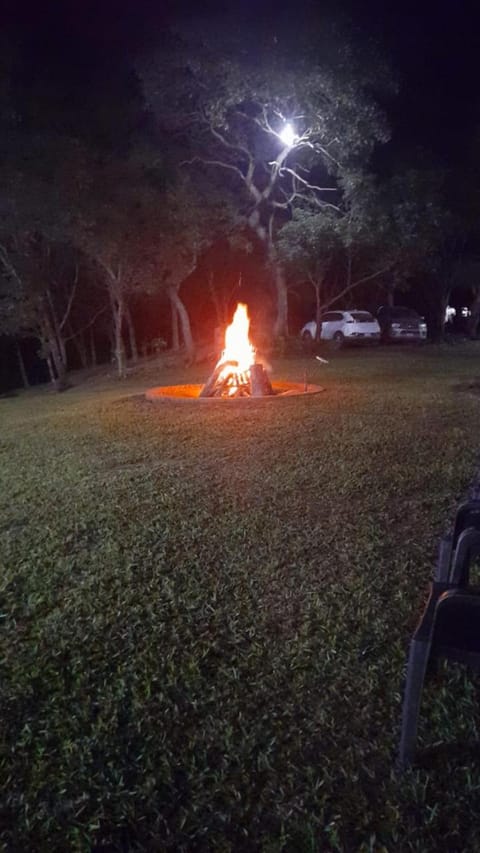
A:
249;363;273;397
200;360;273;398
199;361;240;397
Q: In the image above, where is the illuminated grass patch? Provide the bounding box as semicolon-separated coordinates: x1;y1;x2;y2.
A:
1;345;480;851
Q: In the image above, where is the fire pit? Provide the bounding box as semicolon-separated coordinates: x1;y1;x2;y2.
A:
145;380;323;403
146;303;324;403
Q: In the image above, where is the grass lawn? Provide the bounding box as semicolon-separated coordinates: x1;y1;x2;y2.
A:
1;344;480;851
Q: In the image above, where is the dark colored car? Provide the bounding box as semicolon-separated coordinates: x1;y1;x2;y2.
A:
377;306;427;343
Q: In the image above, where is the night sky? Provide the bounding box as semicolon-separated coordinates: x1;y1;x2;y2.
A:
5;0;479;161
355;0;480;161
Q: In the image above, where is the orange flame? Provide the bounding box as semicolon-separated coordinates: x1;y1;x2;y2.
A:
222;303;255;369
217;303;256;391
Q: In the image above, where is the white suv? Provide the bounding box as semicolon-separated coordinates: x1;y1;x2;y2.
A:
301;310;381;348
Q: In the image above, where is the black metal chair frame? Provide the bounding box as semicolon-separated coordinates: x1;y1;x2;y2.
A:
398;500;480;769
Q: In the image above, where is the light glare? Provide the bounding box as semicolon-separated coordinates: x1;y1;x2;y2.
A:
279;122;297;147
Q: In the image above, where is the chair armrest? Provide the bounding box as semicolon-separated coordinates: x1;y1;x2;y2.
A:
412;582;451;643
450;528;480;586
452;500;480;547
435;535;453;581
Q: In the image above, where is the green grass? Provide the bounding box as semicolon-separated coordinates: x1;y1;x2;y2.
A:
1;344;480;851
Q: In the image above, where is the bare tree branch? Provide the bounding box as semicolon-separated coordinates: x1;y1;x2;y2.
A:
63;303;109;343
278;166;338;193
59;263;79;330
272;183;341;212
0;244;23;287
181;155;247;184
207;120;253;162
320;263;394;311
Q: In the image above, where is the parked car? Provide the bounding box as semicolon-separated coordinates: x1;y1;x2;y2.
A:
300;310;381;348
377;306;427;343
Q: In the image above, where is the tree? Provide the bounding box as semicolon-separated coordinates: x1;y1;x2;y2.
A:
0;128;95;385
140;12;391;337
0;233;83;388
276;173;399;334
0;28;149;381
382;169;467;340
65;147;223;370
144;174;231;359
67;156;156;377
276;208;340;337
442;258;480;339
467;283;480;338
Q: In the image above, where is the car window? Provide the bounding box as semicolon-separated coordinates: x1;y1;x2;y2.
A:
322;312;343;321
350;312;374;322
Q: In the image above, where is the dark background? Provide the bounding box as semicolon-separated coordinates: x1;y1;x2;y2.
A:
1;0;479;390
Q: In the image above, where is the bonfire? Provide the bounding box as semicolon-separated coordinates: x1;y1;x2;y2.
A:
200;303;273;398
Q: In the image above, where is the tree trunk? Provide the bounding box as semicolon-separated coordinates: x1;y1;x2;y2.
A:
208;270;228;327
272;262;289;338
49;335;68;389
89;327;97;367
125;304;139;362
168;285;194;360
107;273;126;379
429;290;450;342
41;312;68;389
251;218;288;340
78;333;89;368
467;288;480;339
387;287;395;307
70;327;89;369
46;288;68;367
113;303;126;378
46;353;56;384
15;340;30;388
170;295;180;350
312;279;323;341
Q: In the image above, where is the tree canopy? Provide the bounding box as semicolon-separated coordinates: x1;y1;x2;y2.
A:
140;12;392;335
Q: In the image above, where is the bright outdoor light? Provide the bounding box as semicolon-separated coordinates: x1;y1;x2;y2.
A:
279;122;297;147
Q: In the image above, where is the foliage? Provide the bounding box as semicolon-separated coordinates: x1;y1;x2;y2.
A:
1;346;480;849
0;120;221;371
382;169;471;337
0;232;85;385
277;167;479;323
0;131;90;365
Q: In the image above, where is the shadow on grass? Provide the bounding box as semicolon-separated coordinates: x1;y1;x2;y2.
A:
452;379;480;395
415;739;480;772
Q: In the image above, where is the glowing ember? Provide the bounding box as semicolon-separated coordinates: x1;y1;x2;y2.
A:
217;303;256;392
